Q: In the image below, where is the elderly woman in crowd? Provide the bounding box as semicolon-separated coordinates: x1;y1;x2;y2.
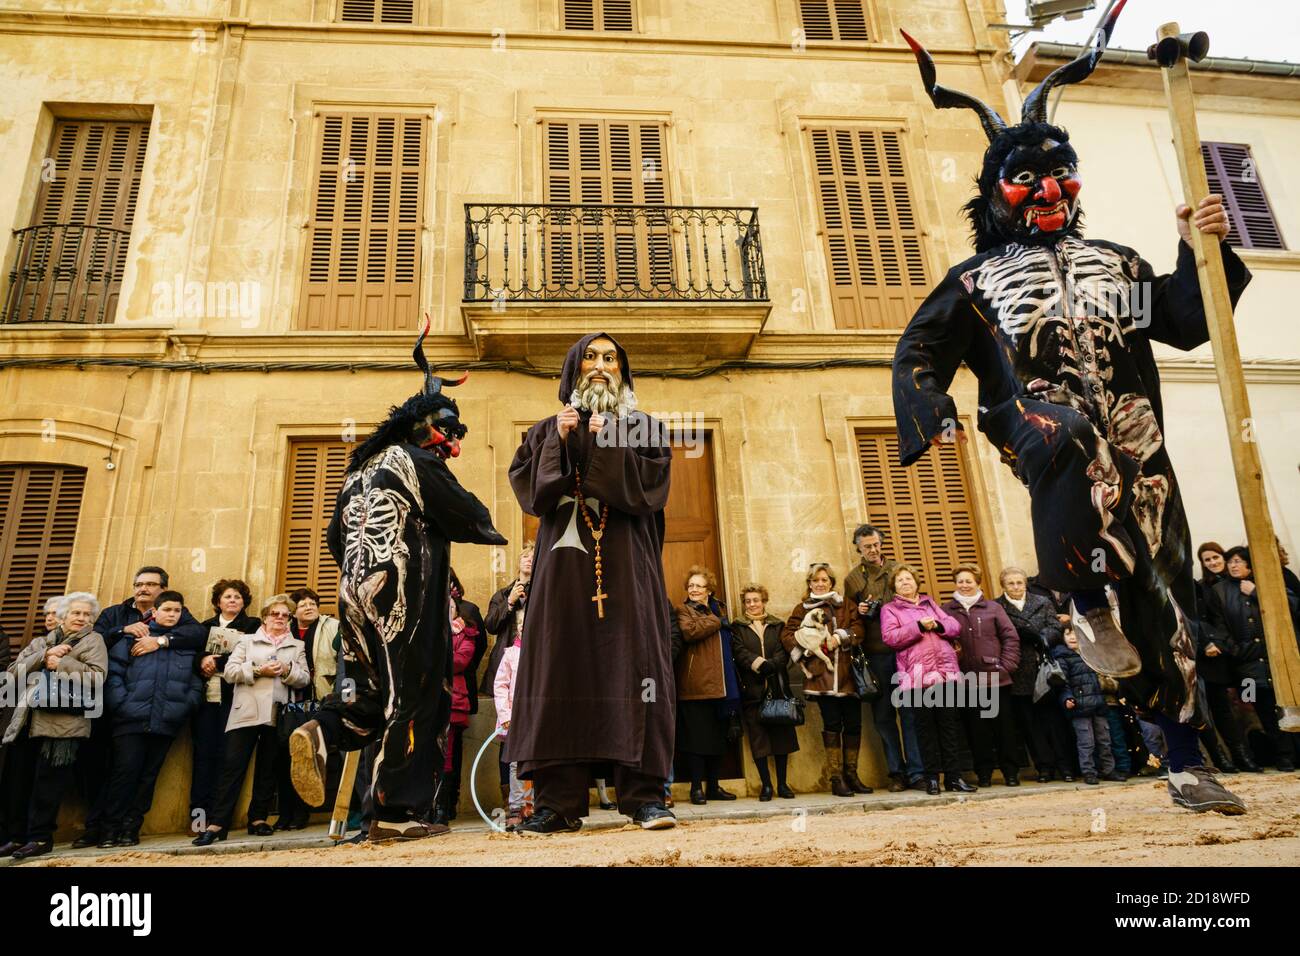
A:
1204;546;1300;773
191;579;260;826
193;594;309;845
42;598;62;637
881;566;973;795
0;593;108;860
943;565;1021;787
1192;543;1252;773
673;566;742;805
781;563;869;797
995;567;1073;783
730;584;798;801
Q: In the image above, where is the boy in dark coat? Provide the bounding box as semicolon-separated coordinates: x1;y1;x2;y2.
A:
100;591;204;845
1053;629;1122;785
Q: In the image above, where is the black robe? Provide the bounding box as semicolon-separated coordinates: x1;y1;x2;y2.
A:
322;441;504;817
893;237;1250;722
504;332;675;780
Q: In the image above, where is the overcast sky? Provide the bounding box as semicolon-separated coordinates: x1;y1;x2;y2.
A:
1010;0;1299;63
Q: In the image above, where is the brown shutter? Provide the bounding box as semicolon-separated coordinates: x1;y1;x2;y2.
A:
0;464;86;655
299;112;426;330
809;126;928;329
542;118;671;294
563;0;634;30
277;440;351;615
1201;142;1286;251
855;430;983;601
339;0;414;24
799;1;869;41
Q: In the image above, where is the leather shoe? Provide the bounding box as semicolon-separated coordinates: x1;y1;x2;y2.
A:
945;775;976;793
758;784;773;802
247;821;275;837
514;807;582;836
192;828;228;847
926;777;941;795
115;830;140;847
71;831;101;849
1037;769;1056;783
1005;773;1020;787
777;784;796;799
0;840;20;857
689;788;707;805
887;776;907;793
977;775;992;788
11;840;52;861
96;831;119;848
704;785;737;801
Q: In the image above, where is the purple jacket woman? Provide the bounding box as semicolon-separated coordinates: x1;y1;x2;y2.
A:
881;595;962;691
942;597;1020;688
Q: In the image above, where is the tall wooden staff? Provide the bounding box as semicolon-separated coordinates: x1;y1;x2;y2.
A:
1152;22;1300;730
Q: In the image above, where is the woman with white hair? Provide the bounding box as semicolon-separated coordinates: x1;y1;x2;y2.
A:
0;592;107;860
42;597;63;636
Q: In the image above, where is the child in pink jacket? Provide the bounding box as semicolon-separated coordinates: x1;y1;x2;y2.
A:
880;565;975;795
493;637;527;827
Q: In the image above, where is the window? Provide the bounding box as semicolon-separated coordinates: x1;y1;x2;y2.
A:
855;430;983;600
808;126;929;329
0;464;86;655
798;0;869;41
563;0;635;31
542;118;671;292
1201;142;1286;250
4;120;148;325
277;440;351;614
299;112;427;330
338;0;415;24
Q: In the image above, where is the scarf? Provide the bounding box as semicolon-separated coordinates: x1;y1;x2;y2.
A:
1005;594;1026;612
953;590;983;610
802;591;843;609
265;627;289;648
709;596;742;717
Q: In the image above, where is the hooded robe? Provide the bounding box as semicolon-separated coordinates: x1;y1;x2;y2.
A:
504;332;675;780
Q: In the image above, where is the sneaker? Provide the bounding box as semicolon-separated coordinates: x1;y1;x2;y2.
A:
289;720;329;807
1069;600;1142;678
367;817;452;842
632;803;677;830
515;807;583;836
1167;767;1247;815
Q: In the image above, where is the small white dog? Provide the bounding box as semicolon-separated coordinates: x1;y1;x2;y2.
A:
795;608;835;670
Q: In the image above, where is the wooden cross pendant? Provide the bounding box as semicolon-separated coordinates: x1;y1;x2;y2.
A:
591;588;608;619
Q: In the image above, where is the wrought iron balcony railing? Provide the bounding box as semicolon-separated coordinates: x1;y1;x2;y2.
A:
464;203;767;303
3;223;129;325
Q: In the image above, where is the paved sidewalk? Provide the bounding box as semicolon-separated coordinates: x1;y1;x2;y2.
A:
3;774;1161;865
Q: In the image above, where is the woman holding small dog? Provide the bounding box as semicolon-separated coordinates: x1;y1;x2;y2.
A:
781;564;869;797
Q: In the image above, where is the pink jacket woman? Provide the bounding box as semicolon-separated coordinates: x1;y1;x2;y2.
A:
881;595;962;691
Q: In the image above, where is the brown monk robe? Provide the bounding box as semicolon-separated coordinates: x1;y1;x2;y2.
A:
505;332;676;829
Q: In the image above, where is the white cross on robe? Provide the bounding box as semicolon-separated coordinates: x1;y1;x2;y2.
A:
551;494;603;552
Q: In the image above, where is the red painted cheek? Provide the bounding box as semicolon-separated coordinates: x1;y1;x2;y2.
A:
1000;182;1030;208
1062;177;1082;200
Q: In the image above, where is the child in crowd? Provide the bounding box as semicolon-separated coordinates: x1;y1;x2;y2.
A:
492;630;529;829
1052;629;1123;786
1097;675;1134;778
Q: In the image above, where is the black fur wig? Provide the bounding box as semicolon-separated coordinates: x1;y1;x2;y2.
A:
348;391;465;473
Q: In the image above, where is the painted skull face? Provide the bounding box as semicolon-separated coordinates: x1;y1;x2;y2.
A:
992;138;1082;243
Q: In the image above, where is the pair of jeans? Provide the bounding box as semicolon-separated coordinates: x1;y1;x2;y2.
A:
1103;706;1132;775
1070;713;1115;776
867;653;906;777
896;704;925;782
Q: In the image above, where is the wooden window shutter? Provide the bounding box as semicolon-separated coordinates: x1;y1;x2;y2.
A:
542;118;672;293
855;430;983;601
299;112;426;331
0;464;86;656
564;0;634;31
339;0;415;24
1201;142;1286;251
277;440;351;615
809;126;928;329
799;1;869;41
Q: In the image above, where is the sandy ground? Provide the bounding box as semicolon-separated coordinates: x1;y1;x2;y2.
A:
37;774;1300;867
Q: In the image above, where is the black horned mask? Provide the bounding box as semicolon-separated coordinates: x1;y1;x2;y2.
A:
348;317;469;472
902;0;1126;252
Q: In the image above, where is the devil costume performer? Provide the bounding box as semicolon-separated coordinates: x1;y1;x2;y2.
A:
895;2;1249;812
289;325;505;839
504;332;677;830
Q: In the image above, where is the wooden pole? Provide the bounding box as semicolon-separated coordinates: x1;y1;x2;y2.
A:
328;749;360;840
1156;21;1300;730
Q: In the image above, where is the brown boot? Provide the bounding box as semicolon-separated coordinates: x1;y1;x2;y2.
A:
823;732;853;797
1069;601;1142;678
842;735;874;794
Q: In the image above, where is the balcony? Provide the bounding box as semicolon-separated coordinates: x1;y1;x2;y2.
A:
2;224;129;326
461;203;770;367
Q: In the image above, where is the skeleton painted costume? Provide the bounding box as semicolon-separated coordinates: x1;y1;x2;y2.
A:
314;329;505;824
893;6;1250;725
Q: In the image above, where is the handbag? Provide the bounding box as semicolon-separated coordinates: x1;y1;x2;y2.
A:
848;647;882;702
758;675;805;727
1033;655;1067;702
276;699;319;745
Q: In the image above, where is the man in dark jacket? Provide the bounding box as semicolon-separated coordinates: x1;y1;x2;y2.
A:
98;591;204;846
1053;631;1121;786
